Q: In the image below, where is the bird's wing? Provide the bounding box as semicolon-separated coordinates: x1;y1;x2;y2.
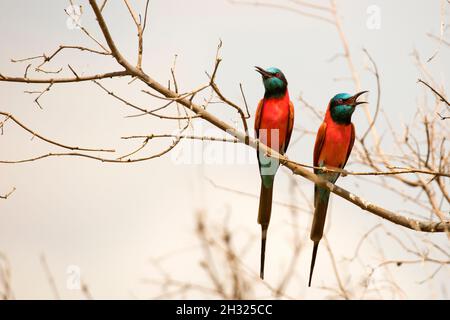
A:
254;99;264;138
342;123;355;168
283;100;295;153
313;122;327;173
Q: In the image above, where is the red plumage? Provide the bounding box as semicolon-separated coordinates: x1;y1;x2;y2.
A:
255;92;294;153
254;90;294;279
314;107;355;170
309;101;356;287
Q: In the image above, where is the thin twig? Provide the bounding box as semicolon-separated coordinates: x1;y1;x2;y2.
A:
418;79;450;106
0;111;115;152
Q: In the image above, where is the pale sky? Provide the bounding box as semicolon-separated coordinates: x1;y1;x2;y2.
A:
0;0;448;299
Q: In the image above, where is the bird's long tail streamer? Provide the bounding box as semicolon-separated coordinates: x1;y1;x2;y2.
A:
308;241;319;287
309;186;330;286
258;183;273;280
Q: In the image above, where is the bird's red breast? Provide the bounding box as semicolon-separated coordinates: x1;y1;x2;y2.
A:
255;91;294;153
314;107;355;170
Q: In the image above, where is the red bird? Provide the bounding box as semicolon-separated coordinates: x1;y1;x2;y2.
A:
254;66;294;279
309;91;368;287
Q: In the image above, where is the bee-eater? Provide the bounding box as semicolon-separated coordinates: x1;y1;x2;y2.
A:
309;91;368;287
254;66;294;279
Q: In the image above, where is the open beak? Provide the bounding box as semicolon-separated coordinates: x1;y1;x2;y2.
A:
346;90;369;106
255;66;273;79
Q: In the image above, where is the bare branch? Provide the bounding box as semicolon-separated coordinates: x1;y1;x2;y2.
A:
360;48;381;142
24;83;53;109
418;79;450;106
0;187;16;200
65;2;110;53
40;254;61;300
228;0;334;24
0;70;130;84
93;80;200;120
121;134;239;143
11;45;110;71
0;111;114;152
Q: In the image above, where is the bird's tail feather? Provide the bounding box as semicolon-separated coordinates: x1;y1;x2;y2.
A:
309;187;330;286
308;241;319;287
258;182;273;280
311;187;330;242
260;225;268;280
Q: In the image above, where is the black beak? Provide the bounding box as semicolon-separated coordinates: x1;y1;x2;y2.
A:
255;66;273;79
346;90;369;106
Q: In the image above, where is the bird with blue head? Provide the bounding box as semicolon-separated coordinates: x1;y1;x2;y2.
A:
308;90;368;287
255;66;288;99
254;66;294;280
329;92;367;124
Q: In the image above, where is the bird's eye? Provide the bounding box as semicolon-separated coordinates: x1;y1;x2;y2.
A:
338;99;343;104
275;72;281;78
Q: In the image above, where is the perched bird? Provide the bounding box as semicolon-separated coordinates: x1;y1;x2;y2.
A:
309;91;368;287
254;66;294;279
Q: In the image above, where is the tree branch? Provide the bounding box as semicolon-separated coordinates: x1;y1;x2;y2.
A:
1;1;448;235
418;79;450;106
30;0;436;233
0;187;16;200
0;70;130;84
0;111;114;152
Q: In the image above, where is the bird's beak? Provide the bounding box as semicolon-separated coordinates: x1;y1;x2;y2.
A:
347;90;369;106
255;66;272;79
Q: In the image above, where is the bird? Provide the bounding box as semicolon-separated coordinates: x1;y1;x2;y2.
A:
254;66;294;279
308;91;368;287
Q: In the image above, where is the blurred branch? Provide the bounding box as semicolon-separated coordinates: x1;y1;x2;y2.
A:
0;187;16;200
427;32;450;47
360;48;381;142
205;176;309;212
0;253;14;299
227;0;334;24
323;238;350;299
40;254;60;300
